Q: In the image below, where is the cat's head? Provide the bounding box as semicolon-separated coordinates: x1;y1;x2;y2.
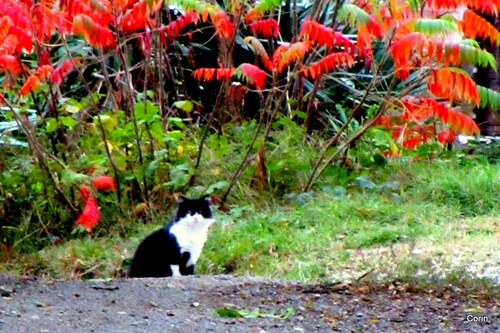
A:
173;195;214;228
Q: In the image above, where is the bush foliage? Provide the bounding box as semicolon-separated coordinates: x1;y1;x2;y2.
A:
0;0;499;254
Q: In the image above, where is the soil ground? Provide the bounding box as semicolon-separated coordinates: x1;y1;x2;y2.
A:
0;274;498;332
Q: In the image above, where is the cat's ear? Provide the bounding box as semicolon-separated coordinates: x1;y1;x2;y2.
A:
177;195;187;203
202;194;211;204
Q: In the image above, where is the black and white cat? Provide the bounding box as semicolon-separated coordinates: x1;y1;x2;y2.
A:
128;195;214;278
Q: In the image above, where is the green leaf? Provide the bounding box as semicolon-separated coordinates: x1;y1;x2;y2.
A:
166;130;183;141
113;152;127;170
96;114;119;132
464;307;484;313
477;85;500;110
206;180;228;194
413;19;457;35
165;163;192;189
173;100;194;113
60;116;77;128
355;175;377;190
408;0;422;12
65;104;81;113
145;160;158;177
61;168;88;186
453;44;497;70
134;101;160;124
213;308;244;318
460;39;480;48
46;118;58;133
213;307;294;319
150;121;164;142
291;110;306;119
373;153;387;166
168;117;185;129
338;4;370;26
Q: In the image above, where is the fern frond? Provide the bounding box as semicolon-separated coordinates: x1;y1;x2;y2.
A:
431;42;497;70
427;0;500;16
120;0;163;32
337;4;371;26
192;68;235;82
0;0;31;30
303;52;355;80
300;19;355;53
61;0;114;27
0;54;22;76
161;11;199;40
408;0;423;12
36;65;55;80
460;39;481;48
245;0;281;23
173;0;233;38
388;0;413;21
357;24;374;54
427;67;479;106
437;128;456;145
0;16;12;41
243;36;272;71
19;75;41;97
19;65;55;96
338;4;383;37
477;85;500;110
121;2;153;32
73;14;117;49
461;10;500;45
40;0;57;10
52;59;82;84
423;98;480;135
398;98;480;135
272;44;289;69
468;0;500;16
277;41;311;73
249;18;279;38
413;18;457;35
390;32;428;79
0;35;18;56
32;1;62;43
234;63;267;89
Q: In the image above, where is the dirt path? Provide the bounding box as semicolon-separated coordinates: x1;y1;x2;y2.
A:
0;274;498;332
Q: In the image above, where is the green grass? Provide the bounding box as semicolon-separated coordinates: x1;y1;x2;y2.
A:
1;157;499;292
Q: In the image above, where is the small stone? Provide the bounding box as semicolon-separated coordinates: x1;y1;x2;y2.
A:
0;286;13;297
191;302;200;308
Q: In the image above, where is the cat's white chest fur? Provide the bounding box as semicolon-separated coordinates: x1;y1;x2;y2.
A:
169;214;214;267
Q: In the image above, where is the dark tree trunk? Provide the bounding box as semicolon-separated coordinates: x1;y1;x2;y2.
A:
473;14;500;135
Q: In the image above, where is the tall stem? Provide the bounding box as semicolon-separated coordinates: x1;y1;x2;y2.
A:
304;78;322;133
220;75;285;206
305;76;398;190
115;38;150;203
62;37;122;204
4;99;78;215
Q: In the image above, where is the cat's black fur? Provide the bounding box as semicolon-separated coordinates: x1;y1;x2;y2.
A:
128;195;213;278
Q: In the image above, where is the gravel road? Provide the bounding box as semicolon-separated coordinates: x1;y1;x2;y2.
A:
0;274;498;332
